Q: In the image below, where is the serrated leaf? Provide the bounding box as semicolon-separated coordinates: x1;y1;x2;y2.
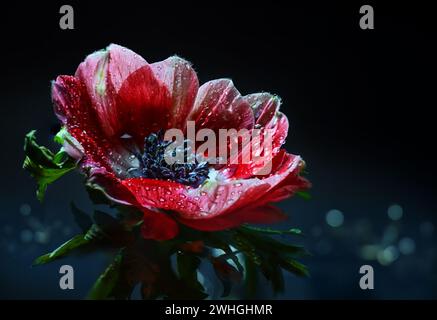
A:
33;234;89;265
23;130;76;201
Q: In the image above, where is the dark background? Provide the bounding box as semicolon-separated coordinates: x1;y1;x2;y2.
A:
0;1;435;299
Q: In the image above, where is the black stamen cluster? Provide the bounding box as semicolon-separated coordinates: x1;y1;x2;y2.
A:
129;131;209;188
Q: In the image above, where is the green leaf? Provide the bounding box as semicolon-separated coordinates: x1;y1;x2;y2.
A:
87;251;123;300
91;211;135;247
86;184;113;205
229;227;309;294
54;126;69;145
279;258;309;277
33;234;89;265
115;205;144;230
244;254;258;298
241;225;304;236
296;191;312;200
262;262;284;294
23;130;76;201
237;228;307;256
230;233;262;266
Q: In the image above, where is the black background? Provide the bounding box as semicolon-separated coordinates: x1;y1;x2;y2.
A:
0;1;436;299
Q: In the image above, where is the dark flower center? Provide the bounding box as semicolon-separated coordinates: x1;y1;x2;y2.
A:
128;131;209;188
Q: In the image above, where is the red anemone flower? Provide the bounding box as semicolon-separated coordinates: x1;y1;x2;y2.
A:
52;44;310;241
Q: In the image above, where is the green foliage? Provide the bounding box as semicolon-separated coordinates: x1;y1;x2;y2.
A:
87;251;123;300
296;191;312;200
32;234;90;265
23;130;76;201
241;225;304;236
229;227;309;295
33;202;309;298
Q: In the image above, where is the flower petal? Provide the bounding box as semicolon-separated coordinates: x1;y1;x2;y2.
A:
122;152;305;228
75;44;148;138
151;56;199;129
52;75;140;177
115;65;173;144
231;111;289;179
121;178;201;215
245;93;281;128
52;75;113;172
141;209;179;241
188;79;254;132
87;167;140;206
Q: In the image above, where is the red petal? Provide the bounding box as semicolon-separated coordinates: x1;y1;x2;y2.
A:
255;154;310;205
245;93;281;128
75;44;148;138
121;178;202;216
75;45;199;144
52;75;138;177
231;111;289;179
188;79;254;132
87;167;140;206
115;65;173;144
141;209;179;241
52;75;113;172
123;152;304;223
151;56;199;129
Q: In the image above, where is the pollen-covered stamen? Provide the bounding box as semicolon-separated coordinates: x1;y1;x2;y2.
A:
128;131;210;188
